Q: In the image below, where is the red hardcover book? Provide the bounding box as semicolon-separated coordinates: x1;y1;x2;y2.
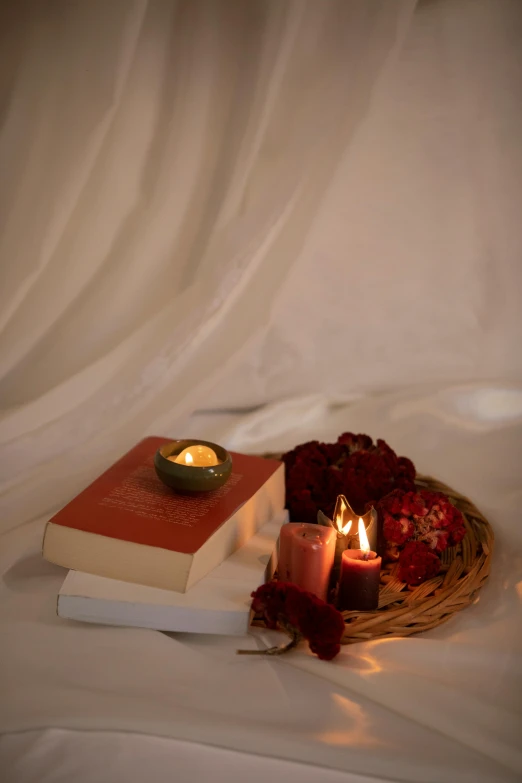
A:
43;437;284;592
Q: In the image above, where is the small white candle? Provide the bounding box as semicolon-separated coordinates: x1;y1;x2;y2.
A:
169;444;220;467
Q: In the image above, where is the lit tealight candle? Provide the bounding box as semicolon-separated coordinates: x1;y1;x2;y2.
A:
169;444;220;467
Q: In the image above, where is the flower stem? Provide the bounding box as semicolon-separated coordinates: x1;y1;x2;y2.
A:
237;633;300;657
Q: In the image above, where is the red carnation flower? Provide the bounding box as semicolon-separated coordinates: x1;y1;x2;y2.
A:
250;581;288;628
398;541;441;585
308;641;342;661
377;488;466;584
377;488;466;556
286;489;318;524
383;515;415;546
338;432;373;451
284;585;313;629
397;456;416;483
283;433;416;522
248;582;345;661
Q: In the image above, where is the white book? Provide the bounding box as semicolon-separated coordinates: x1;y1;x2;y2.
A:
57;512;287;636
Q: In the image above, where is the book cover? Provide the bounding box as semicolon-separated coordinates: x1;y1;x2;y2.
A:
46;437;282;553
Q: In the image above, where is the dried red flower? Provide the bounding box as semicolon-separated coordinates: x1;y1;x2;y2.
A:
398;541;441;585
376;487;467;583
283;433;416;522
383;514;415;546
377;488;466;554
250;582;345;661
250;581;288;629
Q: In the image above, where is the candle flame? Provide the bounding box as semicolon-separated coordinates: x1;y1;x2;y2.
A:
334;495;352;536
174;444;220;466
358;518;370;552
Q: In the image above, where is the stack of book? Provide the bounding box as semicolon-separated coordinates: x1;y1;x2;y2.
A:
43;437;286;636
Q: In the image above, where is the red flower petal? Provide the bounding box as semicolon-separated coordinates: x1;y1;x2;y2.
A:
397;541;441;585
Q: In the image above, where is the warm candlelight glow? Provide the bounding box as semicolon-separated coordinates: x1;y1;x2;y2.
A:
168;445;220;467
334;495;353;535
358;517;370;552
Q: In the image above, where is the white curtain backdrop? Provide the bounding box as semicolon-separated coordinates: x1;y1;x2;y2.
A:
1;4;522;777
208;0;522;409
1;0;522;536
0;0;416;533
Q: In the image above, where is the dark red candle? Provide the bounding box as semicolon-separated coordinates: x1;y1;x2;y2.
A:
338;519;381;611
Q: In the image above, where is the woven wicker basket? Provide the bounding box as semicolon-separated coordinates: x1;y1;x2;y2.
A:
259;459;494;644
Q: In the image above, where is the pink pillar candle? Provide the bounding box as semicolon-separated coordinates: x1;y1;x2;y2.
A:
338;549;382;611
278;523;336;601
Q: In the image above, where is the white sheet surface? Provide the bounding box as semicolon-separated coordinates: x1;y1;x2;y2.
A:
1;385;521;782
0;729;388;783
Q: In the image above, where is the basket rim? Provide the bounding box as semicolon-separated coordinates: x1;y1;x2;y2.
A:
257;458;494;644
335;473;494;643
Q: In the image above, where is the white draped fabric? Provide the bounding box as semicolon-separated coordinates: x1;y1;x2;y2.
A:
1;2;522;780
211;0;522;409
0;0;415;534
2;0;522;535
